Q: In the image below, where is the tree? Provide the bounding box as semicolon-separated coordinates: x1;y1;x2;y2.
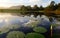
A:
50;1;55;10
54;4;58;10
39;5;44;10
26;6;32;11
55;3;60;14
20;5;28;15
32;5;39;11
45;1;55;11
20;5;27;11
6;31;25;38
57;3;60;10
50;1;55;6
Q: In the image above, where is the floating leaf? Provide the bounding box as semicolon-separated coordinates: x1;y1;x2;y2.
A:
25;33;45;38
33;27;47;33
0;27;10;34
6;31;25;38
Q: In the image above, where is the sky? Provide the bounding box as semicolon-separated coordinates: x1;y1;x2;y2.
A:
0;0;60;7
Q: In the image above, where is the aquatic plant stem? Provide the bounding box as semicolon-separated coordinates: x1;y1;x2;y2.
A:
51;25;52;38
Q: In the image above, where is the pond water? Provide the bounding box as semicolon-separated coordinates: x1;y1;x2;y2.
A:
0;13;50;29
0;13;60;38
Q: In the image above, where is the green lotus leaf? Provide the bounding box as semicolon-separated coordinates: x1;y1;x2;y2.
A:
33;27;47;33
0;27;10;34
6;31;25;38
25;33;45;38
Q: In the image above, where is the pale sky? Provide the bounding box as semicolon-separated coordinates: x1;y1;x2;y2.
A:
0;0;60;7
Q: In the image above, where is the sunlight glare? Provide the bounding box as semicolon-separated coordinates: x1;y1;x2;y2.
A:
0;13;13;23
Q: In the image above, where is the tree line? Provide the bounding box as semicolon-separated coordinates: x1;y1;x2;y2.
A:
0;1;60;16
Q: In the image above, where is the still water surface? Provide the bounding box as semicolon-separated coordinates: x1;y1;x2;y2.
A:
0;13;60;29
0;13;60;38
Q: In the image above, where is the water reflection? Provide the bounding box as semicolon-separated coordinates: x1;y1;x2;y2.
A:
0;13;60;38
0;14;60;29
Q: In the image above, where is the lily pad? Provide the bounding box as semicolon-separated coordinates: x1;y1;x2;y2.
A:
25;33;45;38
33;27;47;33
0;27;10;34
6;31;25;38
